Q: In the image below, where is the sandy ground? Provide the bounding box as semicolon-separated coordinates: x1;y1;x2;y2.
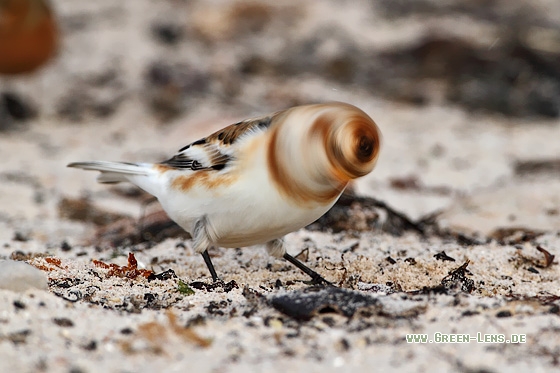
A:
1;0;560;372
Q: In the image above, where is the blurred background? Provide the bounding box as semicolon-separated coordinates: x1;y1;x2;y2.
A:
1;0;559;242
2;0;560;123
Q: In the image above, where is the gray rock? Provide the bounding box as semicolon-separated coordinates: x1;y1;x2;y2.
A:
0;260;48;292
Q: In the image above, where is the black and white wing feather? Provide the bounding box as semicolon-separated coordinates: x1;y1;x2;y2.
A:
160;141;231;171
159;113;275;171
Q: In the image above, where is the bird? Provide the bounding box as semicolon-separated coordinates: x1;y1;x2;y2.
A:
0;0;58;75
68;102;382;284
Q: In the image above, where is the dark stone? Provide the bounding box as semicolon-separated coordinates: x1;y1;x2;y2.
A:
496;310;512;318
270;286;380;321
151;23;183;45
52;317;75;327
1;92;35;121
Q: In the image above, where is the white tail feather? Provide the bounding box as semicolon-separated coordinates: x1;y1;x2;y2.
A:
67;161;150;184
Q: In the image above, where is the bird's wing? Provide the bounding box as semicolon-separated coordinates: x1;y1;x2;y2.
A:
159;113;276;171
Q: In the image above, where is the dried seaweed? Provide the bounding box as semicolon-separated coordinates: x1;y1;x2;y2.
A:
411;260;474;295
58;196;126;226
307;193;421;236
93;209;189;247
93;253;153;279
434;251;456;262
190;280;239;293
29;257;67;272
490;227;545;245
536;246;555;268
308;192;485;246
515;159;560;177
511;246;556;270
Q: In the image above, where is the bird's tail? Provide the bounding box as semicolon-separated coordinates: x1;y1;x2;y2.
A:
67;161;152;183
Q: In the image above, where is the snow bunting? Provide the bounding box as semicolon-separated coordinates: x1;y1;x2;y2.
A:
68;102;381;284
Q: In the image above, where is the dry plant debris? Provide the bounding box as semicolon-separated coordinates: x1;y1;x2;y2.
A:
93;253;154;279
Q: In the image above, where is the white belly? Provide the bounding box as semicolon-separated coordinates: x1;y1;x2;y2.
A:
159;169;340;248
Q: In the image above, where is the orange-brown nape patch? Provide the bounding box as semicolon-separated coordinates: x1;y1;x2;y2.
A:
171;170;238;192
153;164;174;173
267;124;344;206
309;112;332;145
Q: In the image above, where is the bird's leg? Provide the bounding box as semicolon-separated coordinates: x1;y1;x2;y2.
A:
266;239;333;286
201;249;219;282
193;217;220;282
283;253;334;286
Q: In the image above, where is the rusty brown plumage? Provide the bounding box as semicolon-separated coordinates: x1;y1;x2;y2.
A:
170;170;238;192
153;164;174;173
